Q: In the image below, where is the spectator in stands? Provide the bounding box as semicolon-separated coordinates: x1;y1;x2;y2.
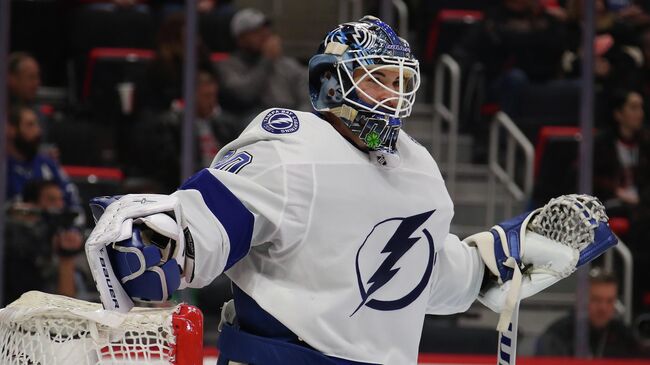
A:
536;268;642;357
135;12;215;114
593;89;649;213
5;104;83;223
563;0;645;94
3;180;84;305
7;52;60;155
599;89;650;316
451;0;567;117
216;8;310;119
132;71;239;192
8;52;41;106
194;71;241;164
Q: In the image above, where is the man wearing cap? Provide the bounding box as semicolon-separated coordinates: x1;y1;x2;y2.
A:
216;8;310;123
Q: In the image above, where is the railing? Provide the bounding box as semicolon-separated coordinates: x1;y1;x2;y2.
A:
604;238;634;325
432;54;461;196
486;112;534;225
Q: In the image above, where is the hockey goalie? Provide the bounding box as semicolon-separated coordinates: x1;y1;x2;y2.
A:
85;16;618;365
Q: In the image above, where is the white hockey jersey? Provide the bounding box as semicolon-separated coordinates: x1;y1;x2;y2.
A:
171;108;484;364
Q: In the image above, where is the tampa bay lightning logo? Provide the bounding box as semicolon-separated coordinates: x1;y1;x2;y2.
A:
352;210;437;316
261;109;300;134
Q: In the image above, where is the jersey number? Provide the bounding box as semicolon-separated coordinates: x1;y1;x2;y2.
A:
213;151;253;174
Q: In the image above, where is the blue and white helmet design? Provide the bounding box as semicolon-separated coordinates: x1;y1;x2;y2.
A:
309;16;420;159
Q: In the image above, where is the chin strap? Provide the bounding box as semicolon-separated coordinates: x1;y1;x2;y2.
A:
330;104;359;124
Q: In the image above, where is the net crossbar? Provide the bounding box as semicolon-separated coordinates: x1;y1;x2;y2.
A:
0;291;186;365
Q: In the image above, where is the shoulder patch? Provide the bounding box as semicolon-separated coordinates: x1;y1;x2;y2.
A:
261;109;300;134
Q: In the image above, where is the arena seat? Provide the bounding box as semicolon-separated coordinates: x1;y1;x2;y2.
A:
49;116;118;166
516;83;581;143
424;9;484;64
210;52;230;63
200;10;237;53
68;5;155;53
82;47;154;114
68;5;155;96
532;126;581;207
62;165;125;224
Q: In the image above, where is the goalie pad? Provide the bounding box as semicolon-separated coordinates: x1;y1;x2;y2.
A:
85;194;195;312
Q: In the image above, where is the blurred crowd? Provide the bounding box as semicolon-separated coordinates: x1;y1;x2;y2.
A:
425;0;650;356
4;0;650;358
4;0;308;328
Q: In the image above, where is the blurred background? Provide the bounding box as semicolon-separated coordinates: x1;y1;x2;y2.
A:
3;0;650;362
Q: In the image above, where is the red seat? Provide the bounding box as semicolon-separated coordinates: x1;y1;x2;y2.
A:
608;217;631;236
83;47;155;101
424;10;484;63
63;165;124;183
479;102;500;117
534;126;581;178
210;52;230;63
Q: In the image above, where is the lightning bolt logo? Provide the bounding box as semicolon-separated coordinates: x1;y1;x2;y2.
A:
351;26;365;47
352;210;436;316
350;25;375;50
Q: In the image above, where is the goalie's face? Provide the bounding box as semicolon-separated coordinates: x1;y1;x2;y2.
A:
353;67;403;110
346;62;418;118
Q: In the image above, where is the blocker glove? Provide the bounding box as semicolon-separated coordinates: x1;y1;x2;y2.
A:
86;194;195;312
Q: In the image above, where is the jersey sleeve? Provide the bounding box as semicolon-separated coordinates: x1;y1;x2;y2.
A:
171;110;293;288
425;234;484;314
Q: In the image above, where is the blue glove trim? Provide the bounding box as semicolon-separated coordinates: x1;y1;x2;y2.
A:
122;259;180;301
490;211;530;282
89;195;123;222
111;228;164;283
577;222;618;267
491;230;513;282
180;169;255;270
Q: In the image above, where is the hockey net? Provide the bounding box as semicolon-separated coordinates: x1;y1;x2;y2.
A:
0;291;203;365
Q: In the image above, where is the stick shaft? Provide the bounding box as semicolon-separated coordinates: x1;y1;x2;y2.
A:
497;300;520;365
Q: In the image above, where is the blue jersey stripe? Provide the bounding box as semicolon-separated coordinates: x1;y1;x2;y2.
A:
180;169;254;270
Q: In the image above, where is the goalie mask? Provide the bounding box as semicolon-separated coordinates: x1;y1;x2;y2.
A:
308;16;420;166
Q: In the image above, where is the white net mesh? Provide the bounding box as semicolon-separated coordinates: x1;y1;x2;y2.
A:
0;291;180;365
529;194;609;251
